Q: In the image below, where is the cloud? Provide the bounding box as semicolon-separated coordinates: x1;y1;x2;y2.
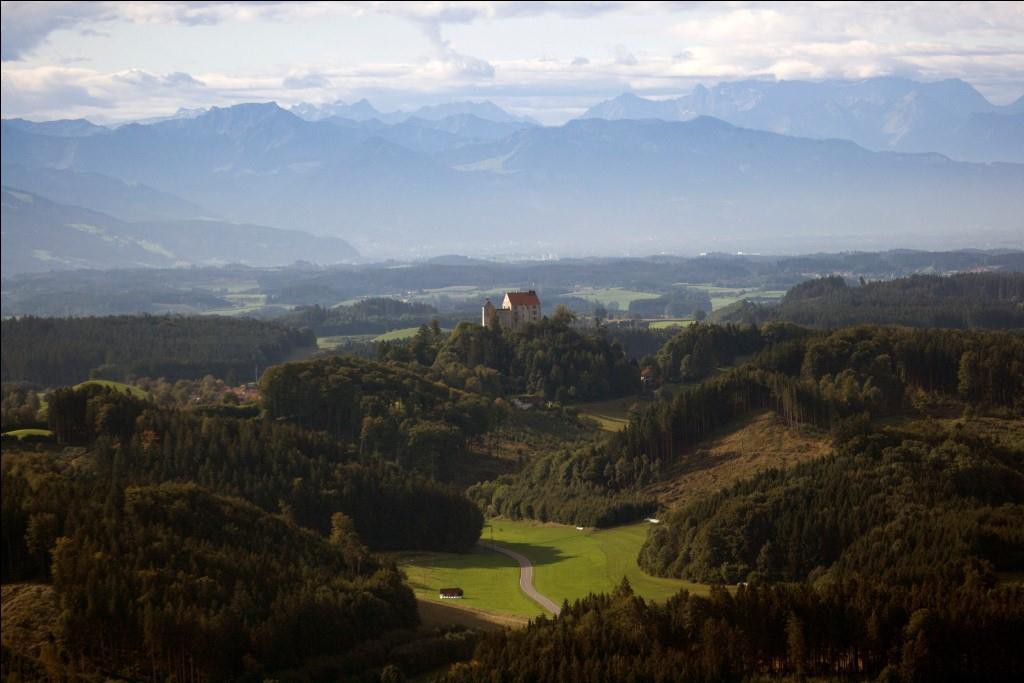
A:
410;13;495;80
1;2;116;60
2;1;1023;123
282;71;333;89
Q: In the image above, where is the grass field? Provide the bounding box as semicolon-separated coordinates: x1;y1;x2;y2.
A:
649;318;695;330
576;397;644;432
675;283;787;311
562;288;661;309
316;334;375;349
373;326;450;342
2;429;54;440
487;519;712;606
390;546;542;618
73;380;151;400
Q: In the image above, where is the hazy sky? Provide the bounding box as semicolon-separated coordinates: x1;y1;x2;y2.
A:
3;1;1023;124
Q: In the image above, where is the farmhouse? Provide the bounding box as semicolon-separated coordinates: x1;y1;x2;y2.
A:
439;587;464;599
481;290;542;331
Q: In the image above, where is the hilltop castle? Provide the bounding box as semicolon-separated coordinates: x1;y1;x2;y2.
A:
482;290;541;331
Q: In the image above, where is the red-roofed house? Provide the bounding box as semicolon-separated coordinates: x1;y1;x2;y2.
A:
482;290;542;331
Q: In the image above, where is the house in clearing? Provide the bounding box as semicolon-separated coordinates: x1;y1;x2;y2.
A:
439;587;464;599
481;290;541;331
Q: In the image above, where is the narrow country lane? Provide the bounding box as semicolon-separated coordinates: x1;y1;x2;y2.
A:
479;541;562;616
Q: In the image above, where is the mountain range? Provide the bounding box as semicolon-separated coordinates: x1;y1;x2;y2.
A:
581;77;1024;163
2;77;1022;262
289;98;540;126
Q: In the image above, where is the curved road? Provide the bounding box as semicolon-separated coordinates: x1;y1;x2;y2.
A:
479;541;562;616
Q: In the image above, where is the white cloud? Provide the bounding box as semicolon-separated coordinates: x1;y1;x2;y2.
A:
2;1;1022;122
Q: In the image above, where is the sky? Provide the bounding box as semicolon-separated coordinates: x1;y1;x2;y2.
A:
2;1;1023;124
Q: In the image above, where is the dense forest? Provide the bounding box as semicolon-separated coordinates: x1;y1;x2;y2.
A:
260;353;503;481
716;272;1024;329
442;577;1024;682
1;315;315;386
639;417;1024;584
469;323;1023;528
275;298;456;336
2;381;485;679
382;314;640;402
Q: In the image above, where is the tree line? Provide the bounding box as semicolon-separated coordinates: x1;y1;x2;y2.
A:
441;576;1024;682
716;272;1024;329
1;314;315;387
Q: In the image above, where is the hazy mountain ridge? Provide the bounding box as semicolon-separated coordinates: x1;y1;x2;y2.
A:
3;90;1022;257
0;187;358;276
289;97;539;125
581;77;1024;162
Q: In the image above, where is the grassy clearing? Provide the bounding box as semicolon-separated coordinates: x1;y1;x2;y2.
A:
644;411;830;509
374;327;422;342
562;288;661;309
393;518;709;619
576;397;643;432
649;318;695;330
390;547;542;618
316;334;375;350
73;380;151;400
675;283;787;311
2;429;54;440
373;326;449;342
487;519;713;605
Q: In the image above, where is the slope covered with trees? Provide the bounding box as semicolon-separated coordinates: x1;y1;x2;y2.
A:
1;315;315;386
441;577;1024;682
716;272;1024;329
404;314;640;402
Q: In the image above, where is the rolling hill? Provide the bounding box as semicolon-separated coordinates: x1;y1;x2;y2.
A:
1;187;358;275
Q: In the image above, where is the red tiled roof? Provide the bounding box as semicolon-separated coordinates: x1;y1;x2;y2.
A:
505;290;540;306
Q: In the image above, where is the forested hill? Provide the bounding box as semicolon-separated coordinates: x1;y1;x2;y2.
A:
380;314;640;402
469;323;1023;528
1;315;315;386
2;381;483;678
716;271;1024;328
275;297;449;335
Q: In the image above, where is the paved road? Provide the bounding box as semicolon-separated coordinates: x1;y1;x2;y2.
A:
479;541;562;616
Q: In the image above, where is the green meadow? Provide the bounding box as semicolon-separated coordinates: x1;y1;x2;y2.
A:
389;546;542;618
394;519;712;618
562;288;661;309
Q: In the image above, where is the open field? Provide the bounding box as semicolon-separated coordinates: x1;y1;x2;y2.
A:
487;519;713;606
649;318;695;330
373;326;450;342
576;397;645;432
416;598;528;631
561;287;661;309
676;283;787;310
316;334;375;350
394;518;711;620
2;429;54;440
644;411;830;509
73;380;151;400
390;546;542;618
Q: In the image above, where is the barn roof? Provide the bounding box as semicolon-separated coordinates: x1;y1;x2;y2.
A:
505;290;540;306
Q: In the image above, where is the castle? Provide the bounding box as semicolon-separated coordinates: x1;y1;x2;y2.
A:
482;290;541;331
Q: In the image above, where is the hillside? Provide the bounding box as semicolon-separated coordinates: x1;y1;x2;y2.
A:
0;315;316;386
715;272;1024;328
643;411;830;509
1;186;358;275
